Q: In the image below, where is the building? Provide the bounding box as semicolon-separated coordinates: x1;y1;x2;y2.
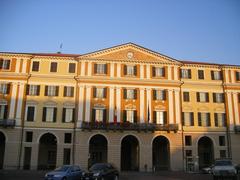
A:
0;43;239;171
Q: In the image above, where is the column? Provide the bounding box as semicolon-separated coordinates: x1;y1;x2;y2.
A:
77;85;85;127
231;70;235;83
84;86;91;122
15;59;21;73
225;69;229;83
117;63;121;78
15;83;25;126
110;63;115;78
116;87;121;122
174;66;178;80
9;83;18;119
87;62;92;76
146;88;152;122
168;89;174;124
140;64;144;79
227;92;234;130
109;87;115;123
140;88;145;123
233;93;240;125
22;59;27;73
168;66;172;80
174;89;181;125
81;61;86;76
146;65;150;79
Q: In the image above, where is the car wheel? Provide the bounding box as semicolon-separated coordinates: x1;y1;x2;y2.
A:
114;175;118;180
62;177;67;180
213;176;217;180
233;176;237;180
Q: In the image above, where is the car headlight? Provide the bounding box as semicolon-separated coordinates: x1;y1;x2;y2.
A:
53;174;62;177
93;172;100;177
45;174;48;177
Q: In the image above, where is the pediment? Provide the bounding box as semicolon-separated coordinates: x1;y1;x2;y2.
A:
81;43;180;64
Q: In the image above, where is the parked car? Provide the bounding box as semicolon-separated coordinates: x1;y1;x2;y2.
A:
212;159;237;180
84;163;119;180
44;165;85;180
202;165;213;174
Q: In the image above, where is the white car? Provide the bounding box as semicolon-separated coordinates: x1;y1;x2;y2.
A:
212;159;237;180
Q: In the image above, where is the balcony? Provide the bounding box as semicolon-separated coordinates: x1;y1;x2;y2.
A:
0;119;16;127
234;125;240;133
81;122;178;132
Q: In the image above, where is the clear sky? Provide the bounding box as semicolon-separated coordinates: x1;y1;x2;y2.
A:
0;0;240;65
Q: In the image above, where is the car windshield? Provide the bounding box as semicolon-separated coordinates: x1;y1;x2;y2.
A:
90;164;107;171
215;160;232;166
55;166;70;172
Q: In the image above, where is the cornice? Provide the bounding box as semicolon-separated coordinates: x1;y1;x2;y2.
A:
0;53;33;59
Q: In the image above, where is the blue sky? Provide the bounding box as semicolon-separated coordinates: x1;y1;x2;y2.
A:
0;0;239;65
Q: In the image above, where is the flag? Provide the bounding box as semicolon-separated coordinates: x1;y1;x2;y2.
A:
60;43;63;49
114;106;117;124
147;100;150;123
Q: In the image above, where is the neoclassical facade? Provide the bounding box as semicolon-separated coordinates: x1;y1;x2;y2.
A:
0;43;239;171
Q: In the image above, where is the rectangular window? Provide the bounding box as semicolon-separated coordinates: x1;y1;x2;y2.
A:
236;71;240;81
25;131;33;142
153;90;166;100
62;108;74;123
68;63;76;73
211;71;222;80
64;133;72;144
50;62;57;72
94;64;107;74
183;112;194;126
93;87;106;98
197;92;209;102
0;83;10;94
152;67;165;77
42;107;57;122
198;70;204;79
0;105;8;119
26;106;35;122
181;69;191;79
124;89;137;99
45;86;59;96
63;148;71;165
32;61;39;72
213;93;224;103
126;110;135;123
124;65;137;76
214;113;226;127
154;111;167;125
219;136;225;146
95;109;104;122
183;92;190;102
63;86;74;97
220;150;226;158
198;112;211;127
185;136;192;146
0;59;10;70
26;85;40;96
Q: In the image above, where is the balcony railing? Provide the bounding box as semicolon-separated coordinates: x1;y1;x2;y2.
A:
234;125;240;133
0;119;16;127
81;122;178;132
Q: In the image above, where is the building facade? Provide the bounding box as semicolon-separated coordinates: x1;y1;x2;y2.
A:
0;43;239;171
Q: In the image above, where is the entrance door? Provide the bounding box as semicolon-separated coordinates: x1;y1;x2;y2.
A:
0;132;5;169
23;147;32;170
198;136;214;169
89;134;108;167
152;136;170;170
121;135;139;171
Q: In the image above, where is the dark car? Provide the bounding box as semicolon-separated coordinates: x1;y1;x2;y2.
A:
45;165;85;180
212;159;237;180
84;163;119;180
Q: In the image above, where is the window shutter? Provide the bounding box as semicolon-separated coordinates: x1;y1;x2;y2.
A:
53;108;57;122
4;105;8;119
134;89;137;99
72;108;75;122
103;88;107;98
162;67;166;77
213;93;216;102
153;111;156;124
219;71;223;80
188;69;191;78
45;86;48;96
182;112;185;126
6;84;10;94
71;87;74;97
180;69;183;78
134;65;137;76
93;87;96;98
37;85;40;95
190;112;194;126
94;64;97;74
42;107;46;122
134;110;137;123
104;64;108;74
211;71;214;80
164;112;167;125
6;60;10;69
207;113;211;126
0;59;3;69
197;92;200;102
26;85;30;95
27;107;34;122
55;86;59;96
92;109;96;122
206;93;209;102
62;108;66;122
152;67;156;77
223;114;226;127
103;109;107;123
123;110;126;122
153;90;156;100
64;87;67;97
163;90;166;100
198;113;201;126
124;65;127;75
123;89;127;99
214;113;218;127
222;93;225;103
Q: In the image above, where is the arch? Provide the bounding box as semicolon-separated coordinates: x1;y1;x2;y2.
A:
88;134;108;168
121;135;139;171
37;131;59;144
198;136;214;169
152;135;170;171
37;133;57;170
120;133;142;146
0;131;6;169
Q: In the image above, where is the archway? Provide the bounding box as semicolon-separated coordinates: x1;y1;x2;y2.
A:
152;136;170;171
89;134;108;168
0;132;6;169
198;136;214;169
121;135;139;171
38;133;57;170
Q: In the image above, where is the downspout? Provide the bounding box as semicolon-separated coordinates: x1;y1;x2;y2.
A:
221;66;232;158
17;56;33;169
